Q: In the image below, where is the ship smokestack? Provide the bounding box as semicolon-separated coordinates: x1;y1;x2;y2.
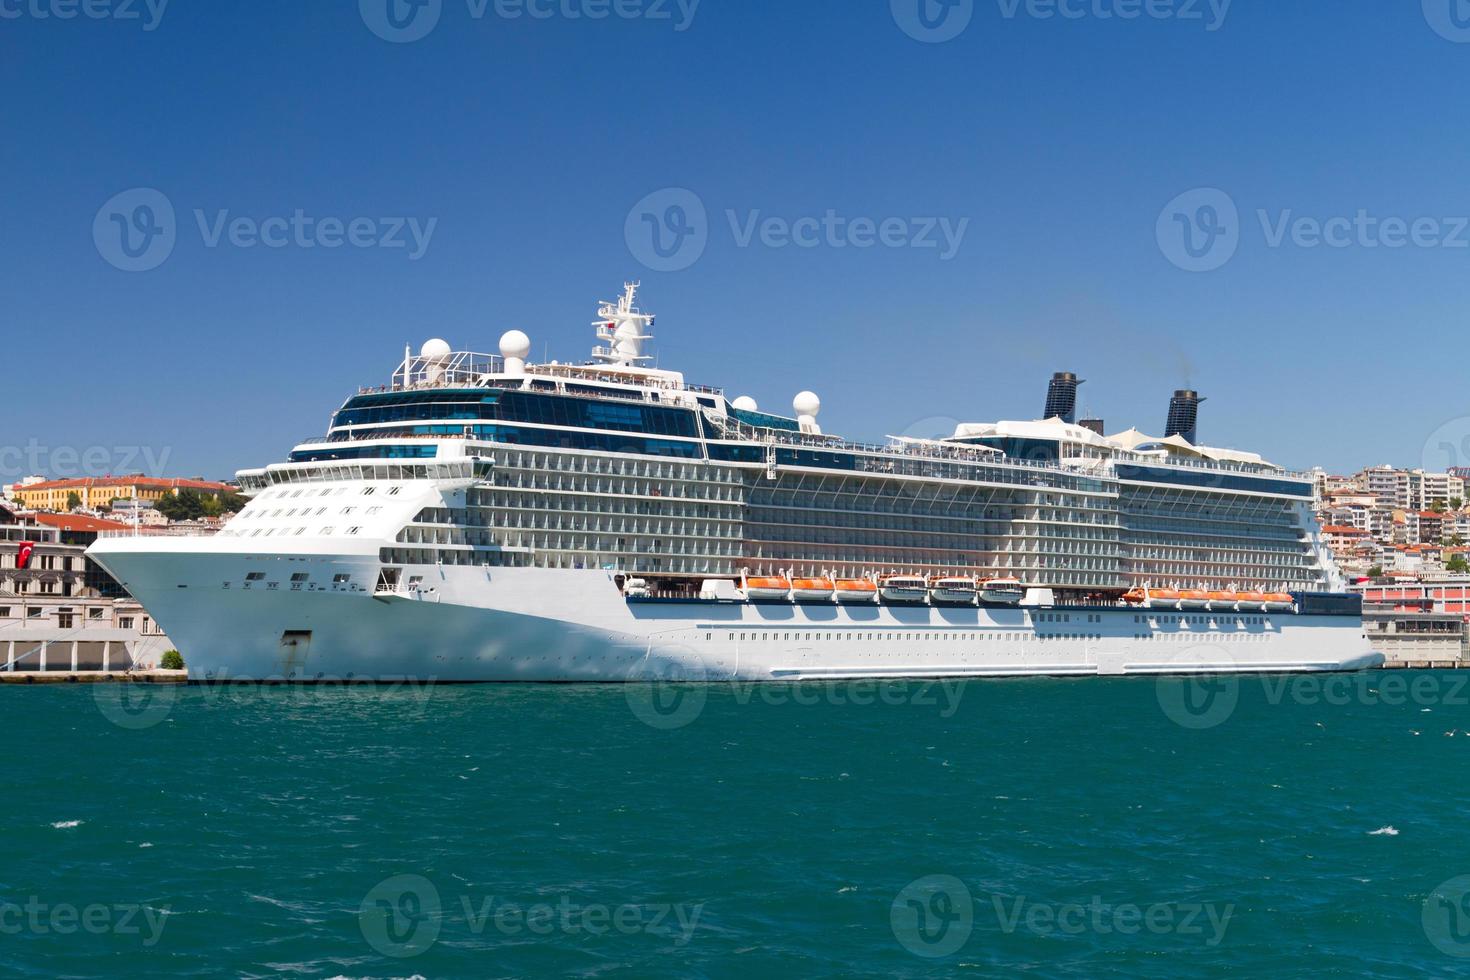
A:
1079;418;1105;436
1043;372;1083;424
1164;389;1205;444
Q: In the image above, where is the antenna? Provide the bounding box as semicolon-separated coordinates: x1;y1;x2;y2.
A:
592;281;656;367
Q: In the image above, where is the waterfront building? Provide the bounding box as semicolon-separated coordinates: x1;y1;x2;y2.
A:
0;525;172;672
12;475;234;512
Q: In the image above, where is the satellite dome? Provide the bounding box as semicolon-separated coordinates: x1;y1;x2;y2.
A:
793;391;821;418
499;330;532;360
732;396;759;412
420;338;452;362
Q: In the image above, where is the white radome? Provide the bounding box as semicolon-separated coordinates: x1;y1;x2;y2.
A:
421;338;452;362
793;391;821;418
732;396;759;412
499;330;532;360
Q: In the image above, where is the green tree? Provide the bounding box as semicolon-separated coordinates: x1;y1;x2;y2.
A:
65;491;82;511
1367;565;1384;578
155;489;208;521
159;650;184;670
1449;556;1470;574
1452;497;1464;511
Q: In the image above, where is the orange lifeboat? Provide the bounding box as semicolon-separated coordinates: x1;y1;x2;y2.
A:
1206;591;1238;611
744;576;791;602
1263;592;1295;612
1123;588;1148;605
1235;590;1267;611
1146;588;1182;610
792;577;836;602
834;579;878;603
1178;589;1211;610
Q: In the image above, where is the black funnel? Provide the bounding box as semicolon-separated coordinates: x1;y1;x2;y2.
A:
1043;372;1083;424
1164;390;1204;444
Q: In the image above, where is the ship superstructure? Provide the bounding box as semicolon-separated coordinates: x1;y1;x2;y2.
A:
89;283;1379;681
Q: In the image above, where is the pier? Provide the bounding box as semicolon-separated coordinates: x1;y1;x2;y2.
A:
0;669;187;685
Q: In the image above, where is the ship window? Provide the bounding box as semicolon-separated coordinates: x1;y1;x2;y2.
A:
245;572;266;581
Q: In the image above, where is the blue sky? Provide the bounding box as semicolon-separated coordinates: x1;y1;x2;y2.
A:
7;0;1470;482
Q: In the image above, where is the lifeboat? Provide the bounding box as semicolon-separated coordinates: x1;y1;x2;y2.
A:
1235;591;1267;611
1146;588;1182;610
1206;591;1238;612
623;577;650;599
744;576;791;602
930;576;978;606
979;578;1025;606
1122;588;1148;605
1263;592;1295;612
834;579;878;603
880;575;930;604
1178;589;1211;610
791;577;835;602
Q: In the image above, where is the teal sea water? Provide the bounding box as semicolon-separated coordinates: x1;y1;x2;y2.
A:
4;672;1470;978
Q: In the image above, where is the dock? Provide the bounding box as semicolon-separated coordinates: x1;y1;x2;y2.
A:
0;670;188;685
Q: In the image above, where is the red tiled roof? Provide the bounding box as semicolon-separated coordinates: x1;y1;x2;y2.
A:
17;475;232;493
31;514;132;533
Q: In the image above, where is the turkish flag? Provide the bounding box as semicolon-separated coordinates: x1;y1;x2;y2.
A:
16;541;35;570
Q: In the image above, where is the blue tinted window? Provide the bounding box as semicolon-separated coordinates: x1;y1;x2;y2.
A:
1116;464;1311;498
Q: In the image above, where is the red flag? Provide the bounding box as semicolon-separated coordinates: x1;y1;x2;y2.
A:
16;541;35;570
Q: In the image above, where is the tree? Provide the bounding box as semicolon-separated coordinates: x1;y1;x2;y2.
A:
155;489;208;521
156;489;245;521
65;491;82;511
1452;497;1464;511
1450;556;1470;574
159;650;184;670
1367;565;1383;579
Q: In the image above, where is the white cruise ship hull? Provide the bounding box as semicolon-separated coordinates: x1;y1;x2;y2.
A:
88;544;1382;683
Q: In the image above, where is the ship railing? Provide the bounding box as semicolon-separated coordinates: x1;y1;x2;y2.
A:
703;411;1308;482
358;351;505;394
527;361;725;396
96;527;222;539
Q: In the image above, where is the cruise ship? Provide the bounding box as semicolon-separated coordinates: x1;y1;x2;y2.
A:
89;283;1382;682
